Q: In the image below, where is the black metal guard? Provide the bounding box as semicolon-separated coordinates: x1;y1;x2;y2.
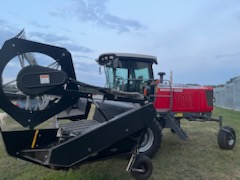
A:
1;103;155;168
0;38;79;128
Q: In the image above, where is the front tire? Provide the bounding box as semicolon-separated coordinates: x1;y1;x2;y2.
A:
139;119;162;158
131;154;153;180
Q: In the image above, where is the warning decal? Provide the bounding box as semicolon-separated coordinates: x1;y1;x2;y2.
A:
40;74;50;84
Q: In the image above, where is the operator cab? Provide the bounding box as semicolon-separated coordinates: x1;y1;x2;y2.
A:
97;53;157;94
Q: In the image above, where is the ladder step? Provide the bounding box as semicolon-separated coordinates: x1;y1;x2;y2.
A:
166;113;188;140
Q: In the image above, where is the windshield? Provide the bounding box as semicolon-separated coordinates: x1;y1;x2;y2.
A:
105;61;152;93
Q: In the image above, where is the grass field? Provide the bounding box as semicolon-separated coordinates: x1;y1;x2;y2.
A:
0;106;239;180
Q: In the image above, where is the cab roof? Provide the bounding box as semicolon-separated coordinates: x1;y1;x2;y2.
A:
97;53;158;65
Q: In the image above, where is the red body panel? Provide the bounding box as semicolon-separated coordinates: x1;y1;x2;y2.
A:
153;83;213;113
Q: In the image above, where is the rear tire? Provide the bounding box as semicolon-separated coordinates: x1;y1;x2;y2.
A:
218;126;236;150
131;154;153;180
139;119;162;158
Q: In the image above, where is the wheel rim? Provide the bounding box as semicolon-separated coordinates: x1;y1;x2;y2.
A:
139;128;154;153
138;164;147;174
228;137;235;146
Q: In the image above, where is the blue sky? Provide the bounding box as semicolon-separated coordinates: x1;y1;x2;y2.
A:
1;0;240;86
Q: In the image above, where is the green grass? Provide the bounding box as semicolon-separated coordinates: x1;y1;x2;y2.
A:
152;106;240;179
0;106;240;180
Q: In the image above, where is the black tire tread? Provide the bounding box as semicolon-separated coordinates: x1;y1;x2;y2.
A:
131;154;153;180
217;126;236;150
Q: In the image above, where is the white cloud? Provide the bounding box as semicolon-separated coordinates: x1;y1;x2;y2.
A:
50;0;145;33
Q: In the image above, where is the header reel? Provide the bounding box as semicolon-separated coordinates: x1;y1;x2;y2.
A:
0;37;79;128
